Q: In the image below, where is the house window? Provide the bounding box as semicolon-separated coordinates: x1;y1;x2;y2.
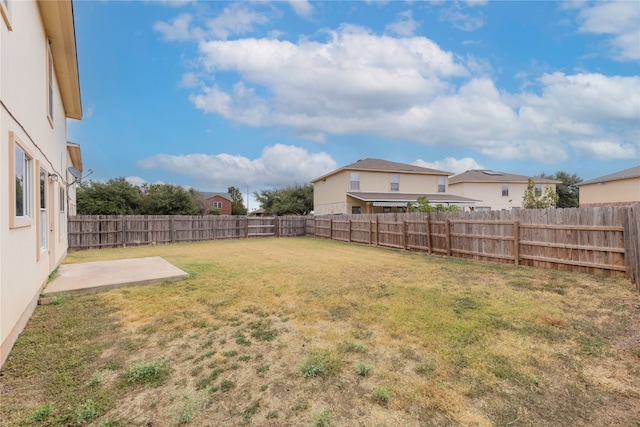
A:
1;0;11;30
11;134;33;228
213;201;222;209
535;184;542;196
438;177;446;193
39;169;48;251
502;184;509;197
350;172;360;190
477;206;491;212
59;186;66;237
390;174;399;192
351;206;361;214
47;40;54;126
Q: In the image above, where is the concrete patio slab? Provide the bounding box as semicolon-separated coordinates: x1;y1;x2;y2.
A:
40;256;188;303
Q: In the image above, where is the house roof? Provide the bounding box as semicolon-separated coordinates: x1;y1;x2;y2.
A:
200;192;232;201
66;142;82;171
578;166;640;186
38;0;82;120
449;170;560;185
311;158;453;183
347;192;479;206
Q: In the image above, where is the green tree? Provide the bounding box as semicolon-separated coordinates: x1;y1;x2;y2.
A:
254;183;314;215
522;178;559;209
77;178;141;215
140;184;199;215
537;171;582;208
407;196;460;212
228;186;248;215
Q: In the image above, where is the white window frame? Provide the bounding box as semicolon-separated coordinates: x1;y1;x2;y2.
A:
59;185;66;239
1;0;11;30
390;174;399;192
437;177;446;193
349;172;360;191
39;167;48;253
213;201;222;209
9;132;33;229
47;40;54;127
502;184;509;197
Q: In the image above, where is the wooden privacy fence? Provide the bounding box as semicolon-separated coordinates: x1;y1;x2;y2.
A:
312;204;640;288
68;215;307;250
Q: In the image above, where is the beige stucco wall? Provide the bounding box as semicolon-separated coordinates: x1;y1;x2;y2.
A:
1;1;73;366
449;182;556;211
314;170;447;214
579;178;640;206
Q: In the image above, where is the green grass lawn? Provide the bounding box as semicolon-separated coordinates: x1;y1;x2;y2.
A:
1;237;639;426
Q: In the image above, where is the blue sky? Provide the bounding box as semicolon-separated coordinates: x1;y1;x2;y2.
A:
68;0;639;208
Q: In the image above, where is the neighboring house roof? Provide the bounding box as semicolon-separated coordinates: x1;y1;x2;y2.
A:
200;192;232;201
449;170;560;184
347;192;478;207
312;158;453;183
38;0;82;119
66;142;82;172
578;166;640;186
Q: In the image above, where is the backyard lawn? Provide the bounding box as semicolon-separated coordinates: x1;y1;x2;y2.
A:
1;237;639;426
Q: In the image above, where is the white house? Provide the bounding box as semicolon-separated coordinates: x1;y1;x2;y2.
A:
1;0;83;366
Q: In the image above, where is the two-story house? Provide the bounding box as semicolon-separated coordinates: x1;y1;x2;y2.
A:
578;166;640;207
311;158;477;215
201;192;233;215
448;170;559;211
1;0;83;366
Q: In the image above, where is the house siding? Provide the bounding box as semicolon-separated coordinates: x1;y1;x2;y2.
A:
204;195;232;215
1;0;80;366
579;177;640;206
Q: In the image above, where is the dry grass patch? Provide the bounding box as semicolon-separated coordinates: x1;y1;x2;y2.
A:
1;237;639;426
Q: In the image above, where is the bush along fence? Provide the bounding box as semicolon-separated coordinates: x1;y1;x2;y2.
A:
68;203;639;289
68;215;307;250
310;203;640;289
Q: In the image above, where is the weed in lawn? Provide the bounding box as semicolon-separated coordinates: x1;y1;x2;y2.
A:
312;407;332;427
172;406;194;425
75;399;97;425
300;349;343;378
201;338;214;348
579;334;604;357
234;332;252;346
193;350;216;363
222;350;238;358
356;361;372;377
195;367;224;390
244;399;261;421
451;296;480;315
351;323;373;340
373;386;390;405
248;319;278;341
124;360;169;386
265;410;278;419
49;295;68;305
415;362;435;377
87;369;108;386
337;341;366;353
27;404;52;422
239;355;251;362
291;400;309;413
256;364;269;377
220;379;236;392
190;366;203;377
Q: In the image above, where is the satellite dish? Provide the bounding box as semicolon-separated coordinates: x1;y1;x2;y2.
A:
68;166;83;179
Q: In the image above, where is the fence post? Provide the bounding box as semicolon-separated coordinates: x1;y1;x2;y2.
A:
445;219;452;257
425;215;432;254
375;216;379;246
329;218;333;240
513;220;520;266
404;220;409;250
348;219;352;242
622;203;640;291
170;217;175;243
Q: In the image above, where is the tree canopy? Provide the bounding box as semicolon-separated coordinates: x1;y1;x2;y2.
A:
77;178;141;215
522;178;559;209
254;183;314;215
76;178;246;215
537;171;582;208
228;186;248;215
407;196;461;212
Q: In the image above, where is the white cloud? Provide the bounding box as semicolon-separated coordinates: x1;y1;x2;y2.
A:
136;144;337;189
154;13;202;41
577;1;640;61
569;139;639;161
125;176;165;187
287;0;314;17
439;5;484;32
157;10;639;165
414;157;484;174
386;10;419;37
